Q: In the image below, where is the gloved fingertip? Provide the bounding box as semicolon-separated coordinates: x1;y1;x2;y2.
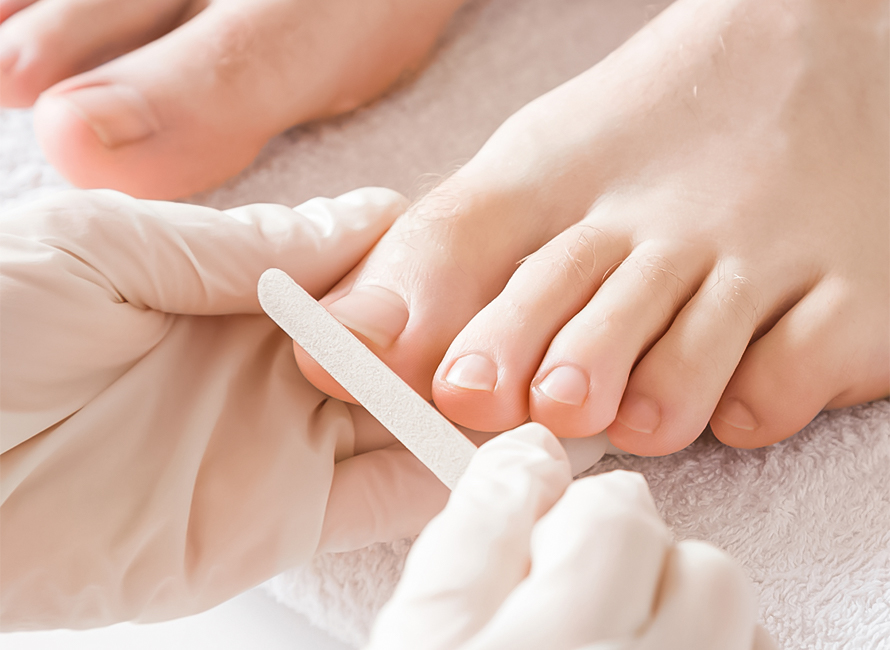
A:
460;423;572;502
334;187;410;214
598;468;651;491
604;469;654;499
482;422;569;465
647;540;760;650
559;431;608;476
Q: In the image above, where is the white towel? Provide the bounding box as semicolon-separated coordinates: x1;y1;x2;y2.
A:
265;404;890;649
2;1;887;647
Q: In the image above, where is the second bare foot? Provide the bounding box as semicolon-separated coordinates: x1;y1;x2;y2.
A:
0;0;464;198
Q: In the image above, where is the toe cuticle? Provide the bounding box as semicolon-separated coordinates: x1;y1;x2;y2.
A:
444;354;498;392
714;399;758;431
53;83;160;148
536;365;589;407
616;393;661;434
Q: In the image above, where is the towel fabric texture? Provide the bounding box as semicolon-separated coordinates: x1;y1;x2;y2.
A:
1;0;887;647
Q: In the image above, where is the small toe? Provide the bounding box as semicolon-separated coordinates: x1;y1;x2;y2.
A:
712;282;890;448
607;264;783;456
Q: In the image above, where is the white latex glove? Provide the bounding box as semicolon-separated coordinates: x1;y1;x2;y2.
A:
0;189;449;630
368;423;776;650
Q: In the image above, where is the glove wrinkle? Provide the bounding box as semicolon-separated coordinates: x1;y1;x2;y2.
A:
1;188;425;630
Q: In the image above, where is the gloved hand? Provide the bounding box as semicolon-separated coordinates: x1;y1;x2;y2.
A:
0;188;450;630
368;423;776;650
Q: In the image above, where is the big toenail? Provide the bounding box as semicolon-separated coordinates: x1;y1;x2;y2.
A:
326;285;409;348
615;393;661;434
713;399;758;431
445;354;498;392
536;365;589;406
54;84;160;148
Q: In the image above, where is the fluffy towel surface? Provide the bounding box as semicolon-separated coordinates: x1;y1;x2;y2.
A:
267;405;890;649
2;0;888;648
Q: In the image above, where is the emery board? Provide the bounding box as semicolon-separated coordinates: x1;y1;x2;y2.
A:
258;268;477;490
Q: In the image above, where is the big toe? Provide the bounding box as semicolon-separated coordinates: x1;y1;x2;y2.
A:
33;2;309;198
33;0;419;199
0;0;188;107
294;167;578;422
32;0;461;199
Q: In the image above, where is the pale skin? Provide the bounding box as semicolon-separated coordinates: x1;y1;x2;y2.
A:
2;0;887;455
0;0;465;197
294;0;890;455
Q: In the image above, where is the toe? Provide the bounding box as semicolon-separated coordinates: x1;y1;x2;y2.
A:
529;237;711;438
711;281;890;448
32;0;459;198
607;264;782;456
294;169;585;410
34;1;289;198
433;222;632;432
0;0;189;107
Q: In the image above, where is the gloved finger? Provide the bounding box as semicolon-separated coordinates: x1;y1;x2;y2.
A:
317;445;450;555
367;423;572;650
631;540;762;650
2;187;407;315
1;316;345;627
462;471;672;650
0;188;405;452
753;625;778;650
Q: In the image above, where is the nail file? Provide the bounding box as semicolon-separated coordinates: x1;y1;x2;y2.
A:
258;268;477;490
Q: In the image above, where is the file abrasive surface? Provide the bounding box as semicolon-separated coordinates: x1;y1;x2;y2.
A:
259;268;477;489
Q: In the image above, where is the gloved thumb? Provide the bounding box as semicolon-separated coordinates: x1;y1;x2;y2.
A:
316;445;451;555
2;187;407;315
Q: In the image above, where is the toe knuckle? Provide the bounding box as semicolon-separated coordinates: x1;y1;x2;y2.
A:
629;250;692;305
711;266;763;328
523;223;619;291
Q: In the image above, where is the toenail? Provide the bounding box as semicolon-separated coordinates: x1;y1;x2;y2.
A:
713;399;759;431
53;84;160;148
444;354;498;392
326;285;410;348
536;365;589;406
615;393;661;434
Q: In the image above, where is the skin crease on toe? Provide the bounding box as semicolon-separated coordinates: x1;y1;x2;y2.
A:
2;0;466;198
296;0;889;456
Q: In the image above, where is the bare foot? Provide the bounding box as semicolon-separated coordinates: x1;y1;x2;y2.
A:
0;0;463;198
295;0;889;455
